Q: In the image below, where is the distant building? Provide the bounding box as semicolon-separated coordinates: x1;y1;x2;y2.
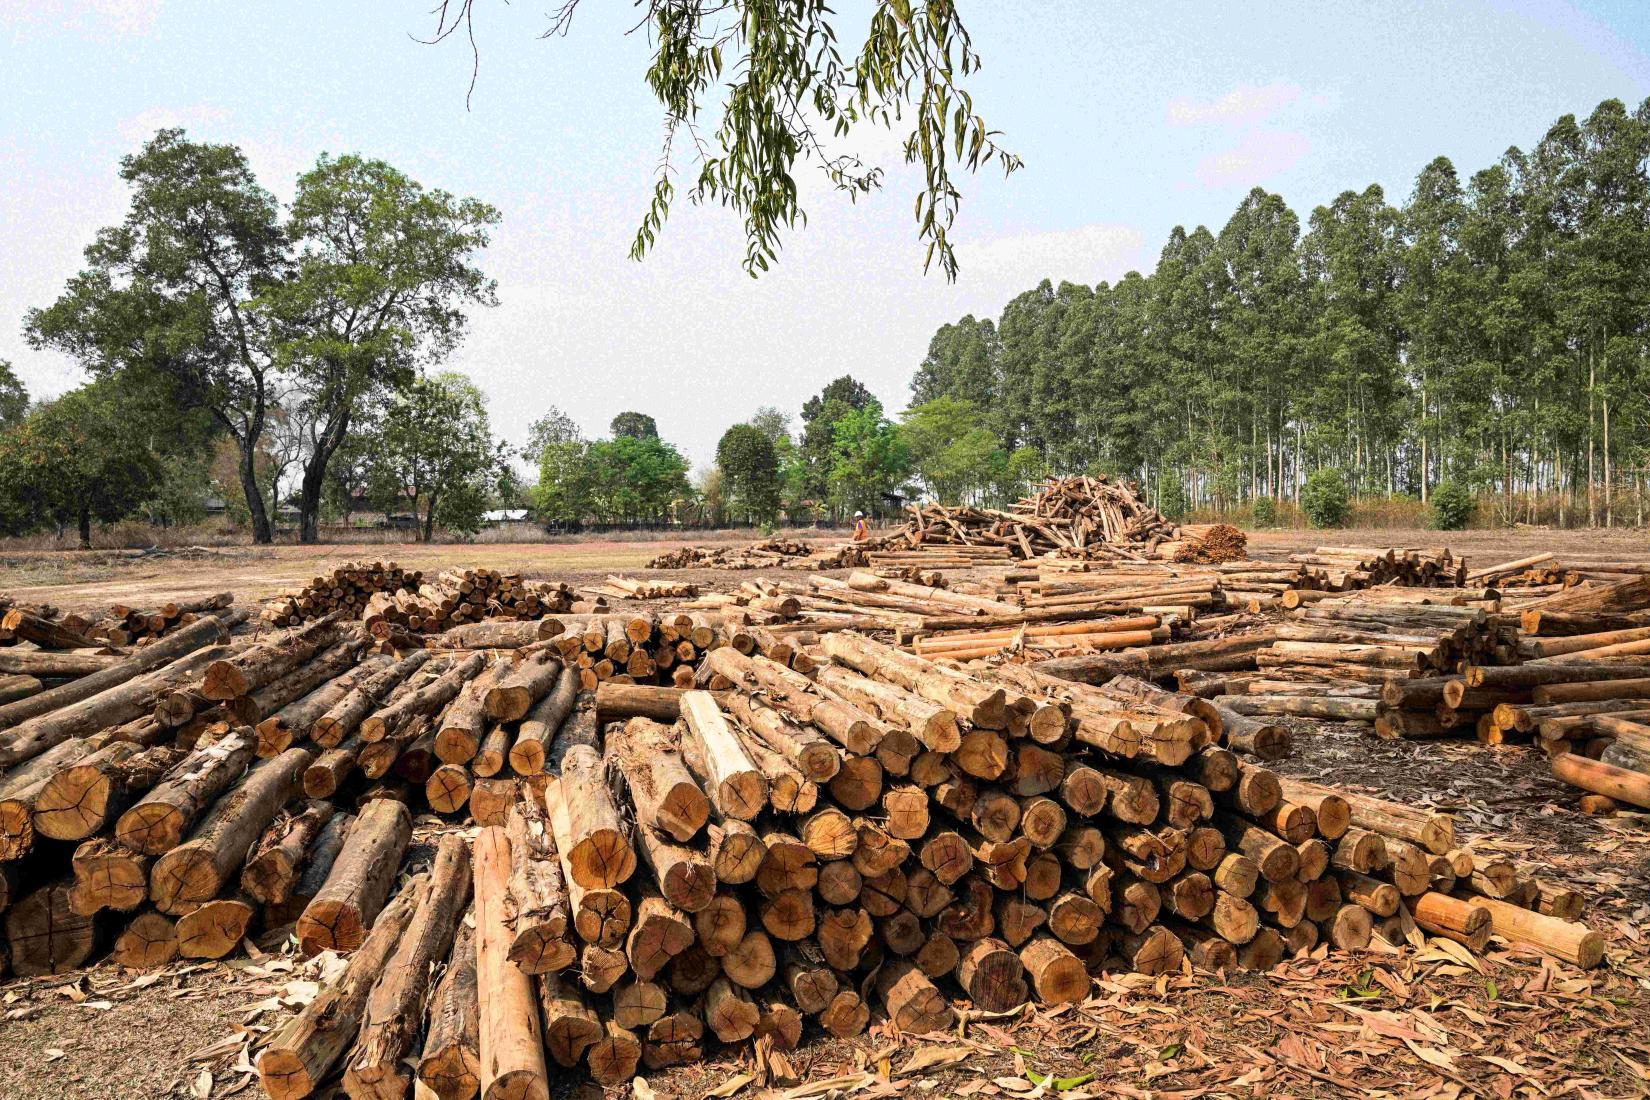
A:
482;509;531;525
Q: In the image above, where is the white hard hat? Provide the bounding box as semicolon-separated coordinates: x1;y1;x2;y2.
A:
854;511;865;518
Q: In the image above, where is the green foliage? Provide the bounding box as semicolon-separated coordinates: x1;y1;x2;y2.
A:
0;362;28;429
1302;468;1351;528
1429;481;1475;530
716;423;781;523
610;411;659;440
432;1;1018;278
1251;496;1278;528
533;431;691;527
800;375;877;504
0;382;162;545
522;406;582;462
365;371;503;540
1156;476;1189;520
533;441;597;526
900;396;1002;504
827;401;911;515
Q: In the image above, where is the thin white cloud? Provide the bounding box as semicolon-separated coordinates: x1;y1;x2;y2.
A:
1194;130;1311;188
1168;82;1303;128
118;104;230;144
2;0;165;36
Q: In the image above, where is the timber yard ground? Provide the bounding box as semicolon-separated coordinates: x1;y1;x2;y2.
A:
1;528;1649;1099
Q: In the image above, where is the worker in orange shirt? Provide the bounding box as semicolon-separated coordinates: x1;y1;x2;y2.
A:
852;511;869;542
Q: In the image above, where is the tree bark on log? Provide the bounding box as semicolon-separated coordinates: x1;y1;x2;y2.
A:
419;918;481;1100
116;728;258;856
345;834;472;1100
258;875;426;1100
297;797;412;954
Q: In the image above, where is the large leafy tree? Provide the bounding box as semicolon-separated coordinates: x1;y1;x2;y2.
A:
0;382;162;547
365;370;503;541
522;405;583;465
800;375;876;500
274;154;499;543
424;1;1019;278
26;129;288;542
900;396;1000;505
610;411;660;440
717;422;781;523
827;400;910;515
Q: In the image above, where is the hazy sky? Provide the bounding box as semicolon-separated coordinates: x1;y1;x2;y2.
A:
3;1;1648;468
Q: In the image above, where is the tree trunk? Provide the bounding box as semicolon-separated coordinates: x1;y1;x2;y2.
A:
296;408;349;545
258;876;427;1100
239;435;274;545
77;507;91;550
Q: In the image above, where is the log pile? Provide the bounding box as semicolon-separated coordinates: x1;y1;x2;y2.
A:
648;537;870;572
1285;547;1466;590
262;564;574;635
221;625;1600;1097
588;576;700;601
87;592;236;647
0;559;1632;1097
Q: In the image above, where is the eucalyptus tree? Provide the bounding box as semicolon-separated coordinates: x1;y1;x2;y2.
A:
422;1;1019;278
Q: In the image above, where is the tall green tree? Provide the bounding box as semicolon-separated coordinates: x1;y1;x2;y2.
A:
0;382;162;547
25;129;288;542
275;153;500;543
610;411;660;440
716;423;781;523
0;362;28;429
366;370;503;541
900;396;1001;504
800;375;876;503
827;400;910;515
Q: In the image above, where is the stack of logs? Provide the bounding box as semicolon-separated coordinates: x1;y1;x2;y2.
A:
262;564;575;636
154;628;1594;1097
261;563;425;627
0;565;1622;1098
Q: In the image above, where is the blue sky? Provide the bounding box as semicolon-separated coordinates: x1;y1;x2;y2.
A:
2;1;1647;467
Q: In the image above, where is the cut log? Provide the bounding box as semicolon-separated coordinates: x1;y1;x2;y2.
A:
418;918;480;1100
680;691;768;820
5;881;100;976
149;747;310;914
116;728;258;855
258;876;426;1100
473;826;550;1100
874;959;955;1034
558;743;636;888
346;834;472;1100
296;797;413;954
510;665;579;776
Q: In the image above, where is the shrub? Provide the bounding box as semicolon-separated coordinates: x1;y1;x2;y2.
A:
1429;480;1475;530
1251;496;1278;528
1301;468;1350;528
1156;476;1188;520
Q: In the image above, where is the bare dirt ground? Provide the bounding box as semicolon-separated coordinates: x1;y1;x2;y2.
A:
3;524;1648;614
2;527;1649;1098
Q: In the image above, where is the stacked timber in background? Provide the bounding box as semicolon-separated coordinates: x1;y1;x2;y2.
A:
647;538;871;572
262;564;574;635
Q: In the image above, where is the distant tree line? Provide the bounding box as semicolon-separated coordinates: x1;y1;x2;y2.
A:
910;97;1650;527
